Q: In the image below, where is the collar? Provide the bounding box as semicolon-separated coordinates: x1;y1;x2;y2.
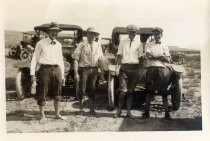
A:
46;37;57;44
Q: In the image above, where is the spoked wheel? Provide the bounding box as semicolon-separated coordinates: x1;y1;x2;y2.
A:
9;49;17;57
20;50;32;60
177;57;184;65
171;75;182;111
16;69;32;100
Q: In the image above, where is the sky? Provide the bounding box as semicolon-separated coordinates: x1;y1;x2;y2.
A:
2;0;210;49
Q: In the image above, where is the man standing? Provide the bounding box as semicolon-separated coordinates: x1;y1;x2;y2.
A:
74;27;103;116
114;24;144;118
30;22;65;121
142;27;171;119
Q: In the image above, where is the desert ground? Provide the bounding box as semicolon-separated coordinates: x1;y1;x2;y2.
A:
5;48;202;132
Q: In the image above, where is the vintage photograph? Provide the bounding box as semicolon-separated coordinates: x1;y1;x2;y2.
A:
2;0;209;137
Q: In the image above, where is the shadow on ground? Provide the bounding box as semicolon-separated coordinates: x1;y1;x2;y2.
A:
118;116;202;131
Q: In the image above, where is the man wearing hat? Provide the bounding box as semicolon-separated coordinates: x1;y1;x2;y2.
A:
30;22;65;121
114;24;144;118
74;27;103;116
142;27;171;119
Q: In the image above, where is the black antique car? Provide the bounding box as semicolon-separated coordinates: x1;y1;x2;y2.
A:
107;27;185;111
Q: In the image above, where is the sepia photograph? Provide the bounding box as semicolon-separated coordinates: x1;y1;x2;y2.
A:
1;0;210;140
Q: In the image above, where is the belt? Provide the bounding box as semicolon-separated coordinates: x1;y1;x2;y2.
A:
40;64;58;68
79;67;97;71
121;64;139;69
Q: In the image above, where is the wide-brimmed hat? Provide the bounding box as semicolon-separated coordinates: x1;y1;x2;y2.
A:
86;27;99;36
151;27;163;34
126;24;138;33
47;22;62;32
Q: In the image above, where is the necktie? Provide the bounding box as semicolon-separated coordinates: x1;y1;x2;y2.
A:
130;40;133;47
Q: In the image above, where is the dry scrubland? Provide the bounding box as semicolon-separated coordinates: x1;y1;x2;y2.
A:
5;47;201;132
5;30;22;48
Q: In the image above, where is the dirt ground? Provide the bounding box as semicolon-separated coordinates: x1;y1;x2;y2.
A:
5;48;202;132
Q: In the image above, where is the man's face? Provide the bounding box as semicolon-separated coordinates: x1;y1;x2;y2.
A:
48;30;59;40
128;31;136;40
87;32;96;43
153;33;162;42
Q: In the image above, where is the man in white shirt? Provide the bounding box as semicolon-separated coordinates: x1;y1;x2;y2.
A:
74;27;103;116
30;22;65;121
114;24;144;118
142;27;171;120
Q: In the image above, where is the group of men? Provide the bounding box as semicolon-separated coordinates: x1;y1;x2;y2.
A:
30;22;170;121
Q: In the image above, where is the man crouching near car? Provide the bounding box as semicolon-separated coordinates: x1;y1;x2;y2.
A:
30;22;66;122
114;24;144;118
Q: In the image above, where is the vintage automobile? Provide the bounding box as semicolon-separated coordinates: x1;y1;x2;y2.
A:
100;37;112;54
8;31;38;60
107;27;185;111
14;23;83;100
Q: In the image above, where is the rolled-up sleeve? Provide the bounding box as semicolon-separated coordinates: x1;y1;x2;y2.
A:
73;43;82;60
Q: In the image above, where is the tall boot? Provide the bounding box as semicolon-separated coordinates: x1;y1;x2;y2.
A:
89;98;97;115
142;93;150;119
114;92;125;118
162;95;172;121
78;99;84;116
126;93;134;119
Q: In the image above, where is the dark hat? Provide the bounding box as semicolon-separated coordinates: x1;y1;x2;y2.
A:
86;27;99;36
48;22;62;32
126;24;138;32
151;27;163;34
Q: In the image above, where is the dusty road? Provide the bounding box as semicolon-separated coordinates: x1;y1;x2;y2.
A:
5;49;202;132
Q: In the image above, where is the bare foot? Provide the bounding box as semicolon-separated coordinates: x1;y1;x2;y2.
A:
39;116;47;124
55;115;66;120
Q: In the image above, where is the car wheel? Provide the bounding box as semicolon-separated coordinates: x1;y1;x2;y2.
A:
20;50;31;60
16;69;31;100
178;57;183;65
9;49;16;57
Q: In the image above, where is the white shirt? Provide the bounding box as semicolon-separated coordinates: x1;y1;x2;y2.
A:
30;37;64;79
117;37;143;64
145;41;170;67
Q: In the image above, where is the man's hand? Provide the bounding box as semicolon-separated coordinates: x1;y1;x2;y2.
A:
115;65;120;76
62;79;65;86
160;56;170;62
31;75;36;85
74;73;80;82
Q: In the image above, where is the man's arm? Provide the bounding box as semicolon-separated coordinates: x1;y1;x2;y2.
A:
146;52;170;62
74;59;79;82
30;42;41;83
58;44;65;80
73;44;82;82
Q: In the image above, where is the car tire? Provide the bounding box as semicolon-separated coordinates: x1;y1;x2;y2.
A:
20;50;32;60
16;69;31;100
9;49;16;57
